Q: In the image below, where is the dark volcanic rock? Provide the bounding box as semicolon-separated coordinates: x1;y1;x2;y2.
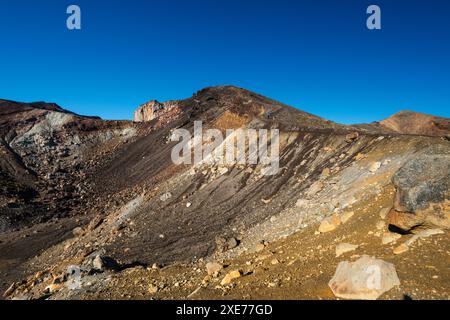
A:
388;145;450;231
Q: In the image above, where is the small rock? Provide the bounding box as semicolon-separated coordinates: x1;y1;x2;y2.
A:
405;235;421;247
345;132;359;143
307;181;324;197
341;211;354;224
92;255;120;271
148;285;159;294
271;258;280;265
379;208;390;220
151;263;160;270
261;198;271;204
319;215;341;233
186;202;192;208
206;262;223;276
415;228;444;238
226;237;239;250
45;283;63;294
218;167;229;175
321;168;331;178
160;192;172;202
253;242;266;252
221;270;242;286
72;227;84;238
3;283;16;298
336;243;359;257
202;275;211;285
216;236;239;253
11;295;30;301
369;162;382;173
393;244;409;255
296;199;308;207
382;232;402;245
93;255;104;270
376;221;386;231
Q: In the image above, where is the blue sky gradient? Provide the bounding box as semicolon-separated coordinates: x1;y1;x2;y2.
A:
0;0;449;123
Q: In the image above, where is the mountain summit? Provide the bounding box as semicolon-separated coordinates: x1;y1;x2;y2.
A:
133;86;343;131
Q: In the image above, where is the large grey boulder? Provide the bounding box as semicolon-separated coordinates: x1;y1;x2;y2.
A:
388;145;450;231
329;255;400;300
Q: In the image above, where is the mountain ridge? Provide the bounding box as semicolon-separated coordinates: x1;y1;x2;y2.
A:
3;86;449;137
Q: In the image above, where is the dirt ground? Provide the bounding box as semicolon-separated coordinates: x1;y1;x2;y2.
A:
52;185;449;300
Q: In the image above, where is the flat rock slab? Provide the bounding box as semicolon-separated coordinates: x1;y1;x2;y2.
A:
335;243;359;257
329;255;400;300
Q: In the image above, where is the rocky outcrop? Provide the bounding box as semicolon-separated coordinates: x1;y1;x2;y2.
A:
134;100;163;122
388;145;450;231
133;100;180;122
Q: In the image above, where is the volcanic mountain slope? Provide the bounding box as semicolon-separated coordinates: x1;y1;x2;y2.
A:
0;99;144;294
1;86;449;300
0;99;139;231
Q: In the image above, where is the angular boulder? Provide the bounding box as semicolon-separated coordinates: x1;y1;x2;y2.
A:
388;145;450;231
329;255;400;300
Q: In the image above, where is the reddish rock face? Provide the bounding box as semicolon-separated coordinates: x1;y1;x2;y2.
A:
379;110;450;137
387;209;425;232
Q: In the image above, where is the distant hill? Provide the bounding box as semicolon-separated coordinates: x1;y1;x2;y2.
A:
378;110;450;137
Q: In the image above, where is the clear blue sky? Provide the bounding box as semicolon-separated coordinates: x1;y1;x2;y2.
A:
0;0;449;123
